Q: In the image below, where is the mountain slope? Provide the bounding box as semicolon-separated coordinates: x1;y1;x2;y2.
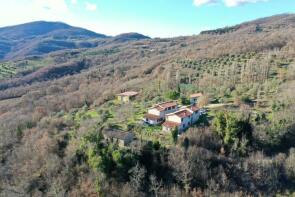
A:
0;21;151;60
0;14;294;89
201;13;295;35
0;21;106;40
0;21;108;60
112;33;151;42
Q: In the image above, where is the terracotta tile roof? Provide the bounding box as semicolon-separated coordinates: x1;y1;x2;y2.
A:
144;113;161;121
162;121;180;128
160;101;177;108
155;106;166;112
190;93;203;98
186;105;199;112
174;109;193;118
153;101;177;111
117;91;138;97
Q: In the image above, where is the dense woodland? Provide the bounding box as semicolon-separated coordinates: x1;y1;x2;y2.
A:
1;14;295;196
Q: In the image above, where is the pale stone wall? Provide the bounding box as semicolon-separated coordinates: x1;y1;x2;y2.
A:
148;108;161;116
166;115;181;123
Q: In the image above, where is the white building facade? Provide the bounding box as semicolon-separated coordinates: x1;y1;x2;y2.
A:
162;105;201;133
144;101;178;125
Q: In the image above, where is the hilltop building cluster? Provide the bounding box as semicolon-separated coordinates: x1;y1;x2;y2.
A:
112;91;204;146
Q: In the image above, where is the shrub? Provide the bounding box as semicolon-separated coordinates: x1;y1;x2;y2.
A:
180;96;190;105
213;111;252;155
165;91;180;100
241;95;251;104
171;128;178;144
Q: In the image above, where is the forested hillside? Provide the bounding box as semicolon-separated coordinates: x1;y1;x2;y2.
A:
1;14;295;196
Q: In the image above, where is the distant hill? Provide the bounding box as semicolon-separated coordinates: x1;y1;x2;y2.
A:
1;13;294;89
201;13;295;35
112;33;150;42
0;21;106;40
0;21;150;60
0;13;294;89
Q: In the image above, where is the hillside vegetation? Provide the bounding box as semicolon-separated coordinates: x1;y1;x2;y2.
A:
0;14;295;196
0;21;150;60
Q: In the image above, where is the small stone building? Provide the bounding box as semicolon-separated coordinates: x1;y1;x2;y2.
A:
117;91;138;103
103;129;134;147
190;93;203;105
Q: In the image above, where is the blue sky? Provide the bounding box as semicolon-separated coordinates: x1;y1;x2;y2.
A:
0;0;294;37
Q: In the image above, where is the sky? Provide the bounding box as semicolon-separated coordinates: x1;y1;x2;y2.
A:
0;0;294;38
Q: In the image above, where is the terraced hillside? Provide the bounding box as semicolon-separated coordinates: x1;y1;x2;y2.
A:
178;51;293;88
0;63;16;80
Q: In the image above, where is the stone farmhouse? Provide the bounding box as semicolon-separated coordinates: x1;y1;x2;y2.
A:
103;129;135;147
143;100;202;133
162;105;201;133
143;101;178;125
117;91;138;103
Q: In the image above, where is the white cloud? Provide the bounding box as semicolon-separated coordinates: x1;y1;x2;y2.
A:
193;0;268;7
193;0;217;6
0;0;73;28
32;0;68;13
224;0;268;7
71;0;77;5
85;2;97;11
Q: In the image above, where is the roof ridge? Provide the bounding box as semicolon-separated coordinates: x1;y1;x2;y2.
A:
166;108;189;116
157;100;176;105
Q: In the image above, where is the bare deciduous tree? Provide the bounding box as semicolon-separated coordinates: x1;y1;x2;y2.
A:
149;174;162;197
129;163;146;192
